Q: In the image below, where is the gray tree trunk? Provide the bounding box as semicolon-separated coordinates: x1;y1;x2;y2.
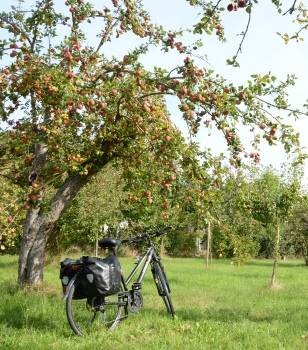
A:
206;221;211;268
17;136;113;286
270;223;280;288
302;243;308;266
18;174;88;285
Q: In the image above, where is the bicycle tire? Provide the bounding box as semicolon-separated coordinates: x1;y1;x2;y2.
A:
66;276;126;336
152;262;175;317
157;261;171;294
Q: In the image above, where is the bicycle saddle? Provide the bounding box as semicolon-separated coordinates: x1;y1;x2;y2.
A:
98;238;121;249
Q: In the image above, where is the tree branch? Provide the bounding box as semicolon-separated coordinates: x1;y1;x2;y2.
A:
283;0;298;15
95;17;120;54
0;14;32;46
0;172;23;186
233;11;251;62
294;23;308;38
137;91;174;99
202;0;223;27
30;91;37;123
255;97;308;116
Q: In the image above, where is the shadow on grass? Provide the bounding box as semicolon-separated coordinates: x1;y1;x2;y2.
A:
208;308;275;323
0;281;20;296
141;303;208;322
174;307;277;324
0;301;59;331
247;260;307;268
174;308;206;322
0;260;17;269
0;281;67;334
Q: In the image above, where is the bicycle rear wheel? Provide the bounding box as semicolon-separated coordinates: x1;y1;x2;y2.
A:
152;262;175;317
66;277;126;336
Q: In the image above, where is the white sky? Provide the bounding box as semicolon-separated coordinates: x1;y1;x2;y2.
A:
1;0;308;182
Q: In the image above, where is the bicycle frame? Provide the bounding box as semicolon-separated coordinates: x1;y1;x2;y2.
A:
62;245;159;301
121;245;159;291
62;230;174;335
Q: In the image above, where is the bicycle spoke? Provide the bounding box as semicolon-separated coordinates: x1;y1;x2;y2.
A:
63;227;173;335
66;281;126;336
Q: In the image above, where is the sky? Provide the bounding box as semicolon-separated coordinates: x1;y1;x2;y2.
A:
1;0;308;183
140;0;308;181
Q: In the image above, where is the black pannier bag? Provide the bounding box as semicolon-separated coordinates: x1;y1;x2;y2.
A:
60;255;122;299
60;258;92;299
85;255;122;296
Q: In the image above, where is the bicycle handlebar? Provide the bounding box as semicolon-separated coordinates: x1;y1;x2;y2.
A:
121;226;172;245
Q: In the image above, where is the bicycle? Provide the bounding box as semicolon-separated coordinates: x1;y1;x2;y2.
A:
61;227;175;336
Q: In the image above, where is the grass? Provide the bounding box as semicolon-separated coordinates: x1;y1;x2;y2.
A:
0;255;308;350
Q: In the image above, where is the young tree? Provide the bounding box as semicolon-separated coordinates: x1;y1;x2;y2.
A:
287;196;308;265
241;169;301;287
210;171;266;263
0;0;306;285
49;162;126;252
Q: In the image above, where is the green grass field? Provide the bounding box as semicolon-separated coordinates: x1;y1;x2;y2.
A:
0;255;308;350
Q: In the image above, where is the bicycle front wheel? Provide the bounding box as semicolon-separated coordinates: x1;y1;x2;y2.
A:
66;277;126;336
152;262;175;317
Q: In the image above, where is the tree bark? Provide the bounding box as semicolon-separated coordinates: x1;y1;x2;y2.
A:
270;223;280;288
18;208;45;285
17;136;114;286
206;221;211;268
302;243;308;266
18;174;89;286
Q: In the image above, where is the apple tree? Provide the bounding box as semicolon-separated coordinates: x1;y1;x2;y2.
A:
0;0;306;285
287;195;308;265
209;170;266;263
238;169;301;286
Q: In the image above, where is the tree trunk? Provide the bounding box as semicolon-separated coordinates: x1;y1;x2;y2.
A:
160;237;165;257
270;223;280;288
206;221;211;268
17;131;113;286
18;174;89;286
18;209;46;285
302;243;308;266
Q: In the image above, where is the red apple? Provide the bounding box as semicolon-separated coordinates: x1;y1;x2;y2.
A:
66;70;74;79
227;3;234;11
99;101;107;109
110;89;118;97
51;166;61;174
170;174;176;182
163;184;171;193
23;202;30;210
